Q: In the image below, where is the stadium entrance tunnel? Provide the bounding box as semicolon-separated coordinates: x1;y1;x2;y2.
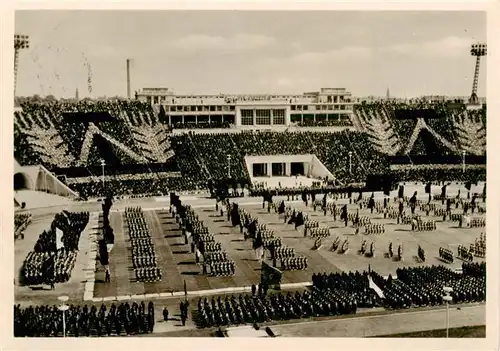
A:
290;162;305;176
14;172;33;191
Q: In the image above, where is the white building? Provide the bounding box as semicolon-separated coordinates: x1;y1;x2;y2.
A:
136;87;354;127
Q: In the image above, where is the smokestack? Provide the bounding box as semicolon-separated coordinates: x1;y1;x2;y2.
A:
126;59;131;99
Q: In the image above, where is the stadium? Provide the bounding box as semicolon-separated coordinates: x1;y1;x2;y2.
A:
13;18;487;338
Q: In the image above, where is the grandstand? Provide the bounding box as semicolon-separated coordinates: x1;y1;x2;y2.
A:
13;97;485;201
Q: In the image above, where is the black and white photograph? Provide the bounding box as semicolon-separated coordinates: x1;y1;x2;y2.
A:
3;4;499;347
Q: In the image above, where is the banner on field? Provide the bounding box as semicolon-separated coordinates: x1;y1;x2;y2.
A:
55;227;64;250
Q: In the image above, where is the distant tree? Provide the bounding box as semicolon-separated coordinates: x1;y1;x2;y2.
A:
45;94;57;102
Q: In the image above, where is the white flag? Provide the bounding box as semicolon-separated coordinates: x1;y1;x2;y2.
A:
368;275;385;298
255;246;264;260
107;243;114;253
55;228;64;250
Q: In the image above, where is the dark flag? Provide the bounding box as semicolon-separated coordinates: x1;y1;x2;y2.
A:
398;185;404;199
253;230;263;251
295;212;304;227
184;280;187;300
465;181;472;191
425;182;431;194
231;205;241;226
260;261;282;289
278;201;285;214
98;239;109;266
253;230;264;260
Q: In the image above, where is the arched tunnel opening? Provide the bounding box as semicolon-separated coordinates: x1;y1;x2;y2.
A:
14;173;31;191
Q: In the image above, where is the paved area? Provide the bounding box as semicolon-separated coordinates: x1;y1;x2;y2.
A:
13;182;487;337
270;304;485;337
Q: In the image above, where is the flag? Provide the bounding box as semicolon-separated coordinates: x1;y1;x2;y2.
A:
261;261;282;288
278;201;285;214
368;275;385;298
253;231;264;260
98;239;109;266
295;212;304;227
55;227;64;250
465;181;472;191
253;230;263;250
425;182;431;194
184;280;187;299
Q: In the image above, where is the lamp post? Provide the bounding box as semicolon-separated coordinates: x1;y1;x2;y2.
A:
14;34;30;98
443;287;453;338
462;150;466;173
468;43;487;106
348;151;352;174
100;159;106;194
227;154;231;178
58;295;69;337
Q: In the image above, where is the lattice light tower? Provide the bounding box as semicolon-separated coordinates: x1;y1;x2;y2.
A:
469;43;486;105
14;34;30;97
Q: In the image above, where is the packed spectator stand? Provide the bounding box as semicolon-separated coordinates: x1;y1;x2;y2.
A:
14;99;486;198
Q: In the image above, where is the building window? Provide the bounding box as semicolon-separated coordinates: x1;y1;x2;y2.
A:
170;106;176;112
272;109;285;125
255;109;271;125
210;106;216;112
241;109;254;125
217;106;222;111
184;106;189;112
290;114;301;123
303;105;309;111
203;106;210;112
316;114;327;121
291;105;296;111
191;106;196;112
147;96;152;104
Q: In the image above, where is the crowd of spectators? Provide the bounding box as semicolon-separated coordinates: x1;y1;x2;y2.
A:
391;167;485;183
171;121;232;129
295;119;353;127
14;100;487;198
20;211;89;286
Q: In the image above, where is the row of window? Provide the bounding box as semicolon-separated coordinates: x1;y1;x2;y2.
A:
289;113;351;122
291;104;350;111
240;109;286;126
167;105;236;112
163;115;236;124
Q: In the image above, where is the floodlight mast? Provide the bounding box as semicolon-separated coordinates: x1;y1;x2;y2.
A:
469;43;487;105
13;34;30;98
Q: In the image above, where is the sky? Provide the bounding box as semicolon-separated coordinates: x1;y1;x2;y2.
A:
14;10;487;99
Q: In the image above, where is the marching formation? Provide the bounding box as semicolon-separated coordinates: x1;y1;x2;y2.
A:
125;207;162;282
14;301;155;337
21;211;89;287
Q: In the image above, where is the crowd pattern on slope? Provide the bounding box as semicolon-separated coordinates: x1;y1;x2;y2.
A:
14;101;486;196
